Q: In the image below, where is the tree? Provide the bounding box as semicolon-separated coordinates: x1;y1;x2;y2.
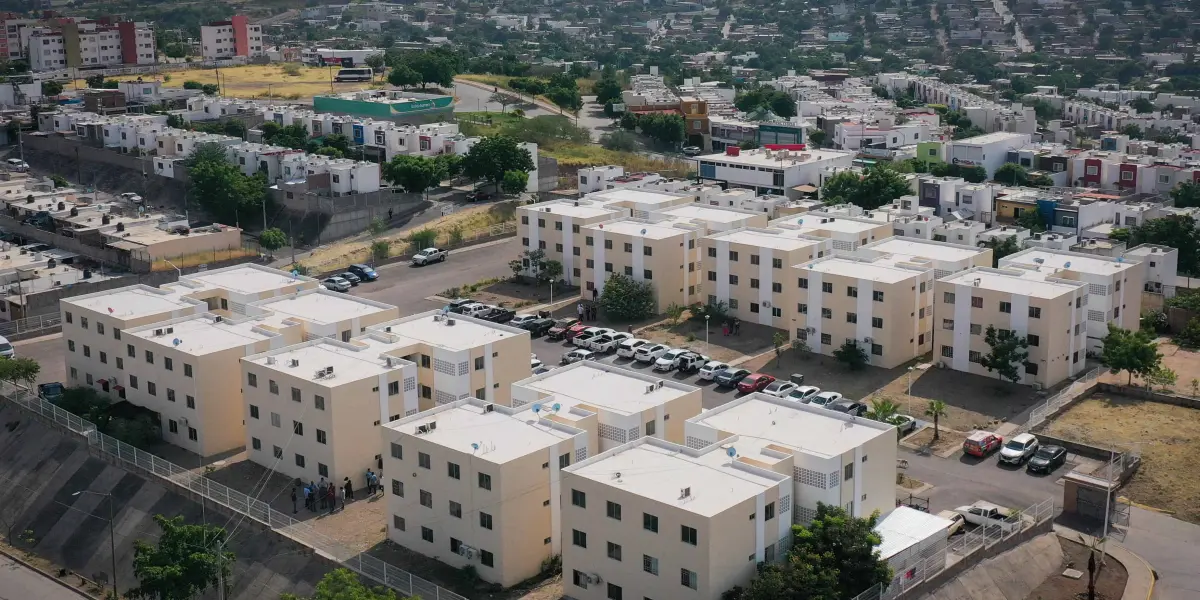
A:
1100;323;1162;385
664;302;686;325
773;331;788;366
924;400;948;441
1122;216;1200;276
259;228;287;252
820;165;909;210
185;143;266;226
807;130;827;147
866;397;900;422
0;357;39;387
597;273;656;321
636;112;686;147
1144;365;1177;392
734;86;796;118
387;65;422;88
501;170;529;196
1176;316;1200;349
994;163;1028;186
593;72;623;106
792;504;890;598
1016;209;1047;233
364;54;386;80
383;155;440;194
462;135;534;186
323;133;351;155
281;568;414;600
41;80;62;96
1130;96;1155;114
50;174;69;188
618;111;639;131
981;236;1021;267
1120;123;1143;139
1169;181;1200;209
980;325;1030;383
488;91;516;113
600;130;639;152
407;229;437;253
371;240;390;261
128;515;234;600
538;259;563;286
833;339;869;370
85;74;107;88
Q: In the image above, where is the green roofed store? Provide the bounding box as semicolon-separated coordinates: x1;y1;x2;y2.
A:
313;90;455;124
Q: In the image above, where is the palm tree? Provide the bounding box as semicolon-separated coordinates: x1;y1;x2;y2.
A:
925;400;948;441
866;397;900;423
772;332;788;366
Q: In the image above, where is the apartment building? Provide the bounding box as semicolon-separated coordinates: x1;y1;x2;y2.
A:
578;217;706;312
947;132;1032;179
1123;244;1178;295
28;19;155;71
382;399;589;587
697;147;856;196
856;237;993;278
518;198;628;286
999;248;1143;349
560;437;790;600
201;15;264;59
935;267;1089;387
769;212;894;251
511;361;703;452
703;227;833;328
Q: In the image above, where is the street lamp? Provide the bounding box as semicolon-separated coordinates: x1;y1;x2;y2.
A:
73;490;117;597
705;315;710;349
906;366;915;396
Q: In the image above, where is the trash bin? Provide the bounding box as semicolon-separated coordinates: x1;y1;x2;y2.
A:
789;373;805;385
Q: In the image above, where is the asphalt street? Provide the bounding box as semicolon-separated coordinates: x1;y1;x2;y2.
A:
0;555;83;600
348;237;518;315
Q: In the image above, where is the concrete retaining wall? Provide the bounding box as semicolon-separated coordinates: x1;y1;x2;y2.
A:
903;520;1055;599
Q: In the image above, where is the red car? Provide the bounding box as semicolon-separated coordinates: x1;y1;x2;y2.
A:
963;431;1004;457
561;323;590;340
737;373;776;393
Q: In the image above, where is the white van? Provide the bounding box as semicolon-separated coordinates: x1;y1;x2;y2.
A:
0;335;15;358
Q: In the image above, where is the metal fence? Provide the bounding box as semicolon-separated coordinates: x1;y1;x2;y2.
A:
2;384;468;600
0;313;62;338
1023;367;1103;433
850;497;1058;600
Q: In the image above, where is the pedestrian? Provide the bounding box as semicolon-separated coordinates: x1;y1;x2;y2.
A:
328;486;336;515
291;486;298;514
344;477;354;501
370;472;379;496
303;484;311;511
626;324;633;333
592;287;598;301
734;317;741;335
339;486;346;511
318;483;327;510
723;322;730;336
309;481;317;512
577;302;584;321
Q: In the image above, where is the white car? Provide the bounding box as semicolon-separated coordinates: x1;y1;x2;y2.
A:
653;348;691;372
634;343;670;363
561;348;597;364
509;314;538;328
572;327;613;348
590;332;633;353
787;386;821;403
810;391;843;408
459;303;494;318
0;334;13;359
953;502;1019;532
697;361;730;380
6;158;28;172
998;433;1040;465
761;381;798;398
119;191;143;204
411;247;448;265
615;338;648;358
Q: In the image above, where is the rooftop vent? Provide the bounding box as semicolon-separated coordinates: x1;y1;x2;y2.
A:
289;359;300;367
680;487;691;499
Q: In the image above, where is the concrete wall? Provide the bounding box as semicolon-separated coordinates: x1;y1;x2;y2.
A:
22;137;189;213
0;400;336;599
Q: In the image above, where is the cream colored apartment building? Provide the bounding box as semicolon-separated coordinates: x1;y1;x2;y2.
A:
935;267;1089;388
769;212;894;251
382;398;589;587
560;436;791;600
704;227;833;329
998;248;1143;351
685;393;899;522
244;311;532;485
511;361;703;452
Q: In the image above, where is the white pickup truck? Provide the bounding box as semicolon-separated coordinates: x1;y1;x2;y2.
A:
412;247;448;265
953;502;1021;533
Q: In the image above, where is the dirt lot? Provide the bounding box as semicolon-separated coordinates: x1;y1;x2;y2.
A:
1041;393;1200;523
905;426;969;455
1027;537;1127;600
101;64;387;99
451;278;574;310
1099;341;1200;396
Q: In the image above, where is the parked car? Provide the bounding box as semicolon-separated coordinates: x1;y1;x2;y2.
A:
761;381;799;399
953;502;1018;532
560;322;590;341
6;158;28;172
533;366;552;375
714;368;752;388
590;332;633;353
615;338;649;358
481;307;516;323
634;343;671;363
547;318;581;340
573;327;614;348
459;303;494;318
37;381;63;401
809;391;843;408
998;433;1040;466
520;318;556;337
411;247;448;265
508;314;539;328
936;510;966;537
787;386;822;403
0;334;14;359
322;277;351;292
531;354;543;370
561;349;597;364
118;191;143;204
963;431;1004;458
448;298;479;314
1026;445;1067;474
827;401;868;417
737;373;776;393
697;361;730;380
348;264;379;281
466;190;493;202
682;146;702;156
676;352;710;373
339;271;361;286
889;415;918;436
654;348;692;372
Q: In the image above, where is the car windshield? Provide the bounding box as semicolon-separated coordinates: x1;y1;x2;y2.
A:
1004;440;1027;450
1034;447;1057;458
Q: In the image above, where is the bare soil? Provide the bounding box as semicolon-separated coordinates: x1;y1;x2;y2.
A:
906;427;968;456
1041;392;1200;523
637;317;774;364
459;278;576;310
1099;341;1200;397
1027;537;1127;600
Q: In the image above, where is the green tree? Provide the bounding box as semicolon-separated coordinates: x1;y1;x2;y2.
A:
773;331;788;366
281;568;414;600
925;399;948;441
85;74;107;88
371;240;390;260
982;236;1022;267
128;515;234;600
833;339;869;370
820;165;909;210
407;229;438;253
597;273;656;321
41;80;63;96
324;133;351;154
866;397;900;422
1120;123;1143;139
1100;323;1162;385
618;111;639;131
433;153;462;180
593;72;623;106
1176;317;1200;349
462;135;534;186
1169;181;1200;209
501;170;529;196
1122;216;1200;276
387;65;422;88
383;155;440;194
49;174;69;188
185;143;266;226
980;325;1030;383
364;54;386;80
664;302;685;325
994;163;1028;186
538;259;563;285
259;228;287;252
1144;365;1177;392
0;357;39;387
1016;209;1047;233
807;130;827;147
1130;97;1154;114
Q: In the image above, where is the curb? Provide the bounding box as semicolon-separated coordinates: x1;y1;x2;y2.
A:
0;546;99;599
1053;527;1156;600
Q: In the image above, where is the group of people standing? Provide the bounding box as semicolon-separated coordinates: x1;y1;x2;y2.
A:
292;471;380;515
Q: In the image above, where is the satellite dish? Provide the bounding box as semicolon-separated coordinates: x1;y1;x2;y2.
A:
471;442;480;451
532;403;542;414
1117;256;1125;263
797;218;804;224
552;403;561;412
640;229;647;235
1064;261;1071;268
172;338;182;346
726;446;737;458
291;269;299;278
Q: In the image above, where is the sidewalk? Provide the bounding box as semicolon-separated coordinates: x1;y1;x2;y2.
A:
1053;525;1155;600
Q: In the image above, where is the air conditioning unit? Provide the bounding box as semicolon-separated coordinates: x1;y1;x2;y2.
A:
446;318;456;326
165;327;174;334
484;404;494;413
315;369;326;379
587;573;603;585
153;328;164;336
289;359;300;367
417;424;429;435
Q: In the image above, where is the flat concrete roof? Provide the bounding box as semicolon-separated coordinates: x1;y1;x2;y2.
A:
941;268;1085;299
245;339;398;384
131;315;272;355
374;313;524;352
1004;248;1139;275
517;362;694;416
569;440;783;517
590;219;687;240
185;265;311;295
390;403;577;464
776;215;882;235
804;256;920;283
692;395;893;458
865;237;983;263
525;201;623;220
66;286;198;320
254;290;396;325
955;131;1028;145
657;203;752;225
697;148;854;168
588;188;690;207
707;228;826;252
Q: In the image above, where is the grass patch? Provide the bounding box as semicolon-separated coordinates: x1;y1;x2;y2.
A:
541;143;694;178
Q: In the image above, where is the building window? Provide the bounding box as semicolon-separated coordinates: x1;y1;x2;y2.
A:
872;317;883;329
390;443;402;459
393;515;405;531
607;541;622;561
872;343;883;356
295;454;305;468
291;387;301;402
421;527;433;543
478;473;492;490
999;301;1012;313
798;277;809;288
643;555;659;575
480;550;494;568
316;429;327;444
247;373;258;387
572;489;586;508
798;303;808;314
847;286;858;297
729;250;739;261
607;583;622;600
1025;362;1039;375
971;296;983;308
847;312;857;324
822;308;832;319
573;570;589;589
969;350;982;363
572;529;587;548
822;282;833;293
943;319;955;330
147;382;156;396
1028;334;1040;346
941;346;953;358
184;364;193;377
269;380;279;394
420;490;432;508
186;396;195;409
681;525;697;545
944;292;956;304
1029;306;1042;318
188;428;198;441
293;421;303;436
643;513;659;533
560;452;572;468
418;452;431;469
449;500;462;518
821;333;832;345
392;480;403;496
681;569;698;590
480;512;493;530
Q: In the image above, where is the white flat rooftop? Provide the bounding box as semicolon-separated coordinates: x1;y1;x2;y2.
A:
804;257;920;284
941;268;1085;299
255;291;395;325
186;265;309;295
776;215;882;235
132;316;272;354
377;314;522;351
866;237;983;263
590;219;686;240
588;188;690;207
527;201;622;220
698;148;853;168
518;363;693;416
570;441;781;517
657;204;752;225
1004;248;1138;275
392;404;576;464
708;228;825;252
67;287;199;320
956;131;1028;145
875;506;954;560
246;340;397;384
693;395;892;458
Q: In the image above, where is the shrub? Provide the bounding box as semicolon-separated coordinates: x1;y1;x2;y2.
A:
282;64;302;77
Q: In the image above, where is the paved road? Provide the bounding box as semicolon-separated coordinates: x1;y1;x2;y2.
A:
348;237;518;315
0;555;83;600
15;333;65;385
899;445;1067;513
452;82;552;118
